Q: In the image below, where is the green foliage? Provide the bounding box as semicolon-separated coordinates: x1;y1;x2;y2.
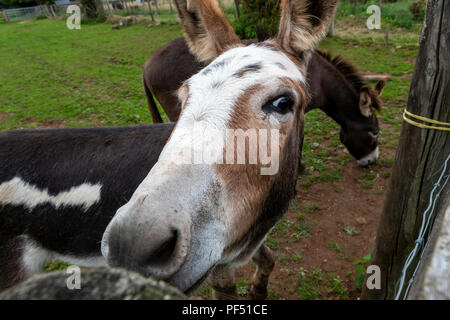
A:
298;268;323;300
298;268;349;300
292;222;311;240
232;0;280;39
344;225;359;236
359;172;377;189
326;274;348;299
336;0;421;29
0;0;50;6
194;282;213;299
326;241;342;252
265;234;279;249
80;0;105;21
353;253;372;288
236;279;251;296
44;260;70;272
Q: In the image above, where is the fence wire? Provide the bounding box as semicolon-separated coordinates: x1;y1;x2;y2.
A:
394;154;450;300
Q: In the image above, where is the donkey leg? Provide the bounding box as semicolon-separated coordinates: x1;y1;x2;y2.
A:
209;264;238;300
0;237;28;291
0;236;50;292
249;244;275;300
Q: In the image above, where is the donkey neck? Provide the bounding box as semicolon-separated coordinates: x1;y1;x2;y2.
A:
307;52;360;130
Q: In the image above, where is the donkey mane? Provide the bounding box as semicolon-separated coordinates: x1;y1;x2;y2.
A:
316;50;382;111
316;50;365;91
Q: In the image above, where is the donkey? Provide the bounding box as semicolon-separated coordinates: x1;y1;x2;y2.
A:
102;0;339;296
0;0;340;298
1;122;279;299
143;38;385;166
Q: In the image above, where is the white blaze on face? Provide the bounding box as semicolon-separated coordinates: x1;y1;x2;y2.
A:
164;45;305;165
0;177;102;211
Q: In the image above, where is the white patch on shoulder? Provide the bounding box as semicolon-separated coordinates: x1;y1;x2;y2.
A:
0;177;102;211
21;237;106;277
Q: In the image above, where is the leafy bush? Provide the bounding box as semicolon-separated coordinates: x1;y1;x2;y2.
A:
232;0;280;40
336;0;420;29
409;0;426;20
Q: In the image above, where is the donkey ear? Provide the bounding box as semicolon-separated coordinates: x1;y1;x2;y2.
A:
359;89;373;118
277;0;339;56
374;80;386;96
174;0;241;63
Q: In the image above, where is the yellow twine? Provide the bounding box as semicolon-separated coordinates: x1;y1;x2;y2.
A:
403;109;450;131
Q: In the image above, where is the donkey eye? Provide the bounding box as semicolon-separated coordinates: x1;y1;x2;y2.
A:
263;96;294;115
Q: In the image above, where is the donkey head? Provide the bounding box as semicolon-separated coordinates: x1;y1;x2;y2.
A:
340;80;385;166
102;0;338;293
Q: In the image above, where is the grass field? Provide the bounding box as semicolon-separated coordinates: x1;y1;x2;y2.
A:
0;18;182;130
0;6;422;299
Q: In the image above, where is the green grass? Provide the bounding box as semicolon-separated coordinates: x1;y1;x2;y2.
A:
326;241;342;253
343;225;359;236
236;279;251;297
292;222;312;240
0;19;183;131
353;253;372;288
298;268;323;300
265;234;279;249
358;172;377;189
194;282;213;299
44;260;70;272
304;203;320;213
298;268;349;300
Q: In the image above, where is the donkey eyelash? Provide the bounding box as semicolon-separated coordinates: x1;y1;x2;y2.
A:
261;94;296;115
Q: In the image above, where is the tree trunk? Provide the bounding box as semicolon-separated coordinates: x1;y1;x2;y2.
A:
146;0;155;22
234;0;240;18
80;0;105;20
361;0;449;300
153;0;160;14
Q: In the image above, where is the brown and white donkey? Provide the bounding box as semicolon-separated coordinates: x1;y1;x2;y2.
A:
102;0;339;297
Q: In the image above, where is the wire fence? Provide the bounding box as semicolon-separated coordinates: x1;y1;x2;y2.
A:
0;0;237;23
0;3;80;22
394;154;450;300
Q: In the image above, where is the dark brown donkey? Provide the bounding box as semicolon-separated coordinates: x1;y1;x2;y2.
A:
143;38;385;166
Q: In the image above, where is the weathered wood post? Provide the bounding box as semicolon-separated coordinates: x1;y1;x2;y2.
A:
1;10;9;23
361;0;449;300
168;0;173;13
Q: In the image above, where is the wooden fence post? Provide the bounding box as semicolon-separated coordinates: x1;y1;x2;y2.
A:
1;10;9;23
361;0;449;300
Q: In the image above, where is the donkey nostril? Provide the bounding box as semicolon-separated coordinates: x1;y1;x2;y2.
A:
144;229;179;265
